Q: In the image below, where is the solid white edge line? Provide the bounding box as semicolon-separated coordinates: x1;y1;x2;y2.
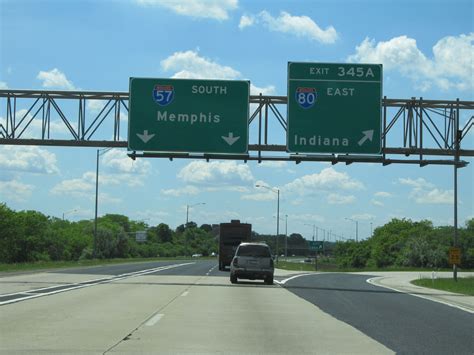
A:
279;273;313;285
0;262;195;306
145;313;164;326
366;277;474;314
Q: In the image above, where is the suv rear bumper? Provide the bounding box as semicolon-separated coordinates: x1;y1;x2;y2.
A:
232;269;273;280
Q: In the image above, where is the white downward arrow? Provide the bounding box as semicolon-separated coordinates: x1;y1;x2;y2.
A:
358;130;374;146
221;132;240;146
137;130;155;143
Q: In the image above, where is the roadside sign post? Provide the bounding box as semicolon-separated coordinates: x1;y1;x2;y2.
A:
449;247;461;265
128;78;249;154
287;62;382;154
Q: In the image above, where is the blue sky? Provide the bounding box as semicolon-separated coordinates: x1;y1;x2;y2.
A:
0;0;473;240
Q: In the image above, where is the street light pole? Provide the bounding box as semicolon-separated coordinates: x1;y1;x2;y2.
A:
345;217;359;242
277;188;280;259
94;149;99;258
255;184;280;261
186;202;205;225
62;209;77;221
94;148;112;258
184;202;205;257
285;214;288;258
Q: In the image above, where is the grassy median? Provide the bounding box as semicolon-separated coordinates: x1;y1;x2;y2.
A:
411;277;474;296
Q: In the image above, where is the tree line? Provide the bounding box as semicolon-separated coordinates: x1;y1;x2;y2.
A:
0;203;473;269
0;203;217;263
333;218;474;269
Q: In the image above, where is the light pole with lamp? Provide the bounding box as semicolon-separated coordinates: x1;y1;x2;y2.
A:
94;147;112;258
62;208;77;221
285;214;288;258
255;184;280;261
186;202;206;225
185;202;205;257
345;217;359;242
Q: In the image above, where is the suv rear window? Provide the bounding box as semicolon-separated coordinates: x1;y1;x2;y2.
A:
237;245;271;257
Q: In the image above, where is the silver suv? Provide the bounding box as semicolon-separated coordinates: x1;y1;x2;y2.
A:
230;243;274;285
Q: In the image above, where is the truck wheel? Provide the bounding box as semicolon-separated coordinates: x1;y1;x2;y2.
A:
265;276;273;285
230;274;237;284
218;262;223;271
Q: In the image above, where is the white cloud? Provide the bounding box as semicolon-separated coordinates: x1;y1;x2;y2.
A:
327;193;356;205
241;180;276;201
0;81;7;89
241;191;276;201
161;50;274;94
398;177;434;189
250;83;276;96
99;192;122;205
399;177;453;204
371;199;384;207
254;11;338;44
289;213;324;223
161;50;241;80
133;210;171;227
258;161;288;169
86;100;106;114
161;185;200;197
2;109;71;139
205;186;250;193
135;0;238;21
177;161;254;185
0;146;59;174
413;188;453;205
374;191;392;198
50;160;149;199
347;33;474;91
102;149;151;175
283;167;364;196
51;175;94;198
351;213;375;221
0;180;34;202
37;68;76;90
239;14;255;29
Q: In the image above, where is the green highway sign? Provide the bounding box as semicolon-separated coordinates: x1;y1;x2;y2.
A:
128;78;249;153
309;241;324;251
287;62;382;154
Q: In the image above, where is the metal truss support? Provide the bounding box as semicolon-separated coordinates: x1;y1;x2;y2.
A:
0;89;472;167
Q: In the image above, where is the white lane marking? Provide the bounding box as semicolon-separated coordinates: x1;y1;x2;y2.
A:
366;277;474;314
206;264;218;276
181;291;189;297
145;313;164;326
0;262;195;306
278;273;313;285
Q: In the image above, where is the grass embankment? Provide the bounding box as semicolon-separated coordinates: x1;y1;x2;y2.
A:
0;256;212;273
411;277;474;296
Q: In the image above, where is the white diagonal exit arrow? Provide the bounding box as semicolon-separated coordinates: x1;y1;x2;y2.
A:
358;130;374;146
221;132;240;146
136;130;155;143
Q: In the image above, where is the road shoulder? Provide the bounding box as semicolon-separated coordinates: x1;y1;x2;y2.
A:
357;271;474;313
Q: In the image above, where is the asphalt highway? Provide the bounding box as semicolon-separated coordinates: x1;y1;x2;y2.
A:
282;272;474;355
0;260;472;354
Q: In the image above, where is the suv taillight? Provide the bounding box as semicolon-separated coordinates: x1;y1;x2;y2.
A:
233;257;239;267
